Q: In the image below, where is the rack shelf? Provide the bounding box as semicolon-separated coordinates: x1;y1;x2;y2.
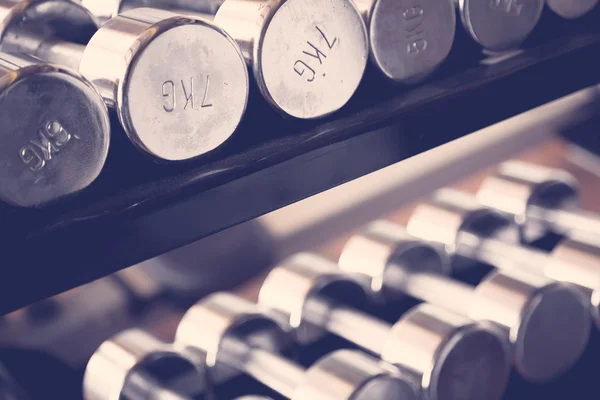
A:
1;23;600;314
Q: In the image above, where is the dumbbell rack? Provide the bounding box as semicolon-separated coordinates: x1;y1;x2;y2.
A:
0;14;599;316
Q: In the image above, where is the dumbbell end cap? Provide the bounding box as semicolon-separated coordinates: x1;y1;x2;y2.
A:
0;64;109;207
428;322;511;400
114;13;248;161
369;0;455;84
546;0;599;19
458;0;544;51
353;374;420;400
253;0;368;119
515;282;591;382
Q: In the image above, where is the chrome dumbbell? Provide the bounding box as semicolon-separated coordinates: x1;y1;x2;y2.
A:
175;292;419;400
340;221;591;382
477;160;600;243
259;253;512;400
0;52;109;207
85;0;369;119
0;0;248;162
343;0;456;83
456;0;544;51
210;0;371;119
409;187;600;329
546;0;598;19
84;329;205;400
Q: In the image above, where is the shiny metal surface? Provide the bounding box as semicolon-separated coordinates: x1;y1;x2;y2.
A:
382;303;511;400
84;329;200;400
457;0;544;51
0;53;109;207
80;7;248;161
409;188;600;329
214;0;368;119
260;253;509;400
342;221;591;382
471;269;591;382
176;293;408;400
338;220;451;301
546;0;598;18
477;160;600;243
545;238;600;328
81;0;225;21
353;0;455;83
258;252;374;344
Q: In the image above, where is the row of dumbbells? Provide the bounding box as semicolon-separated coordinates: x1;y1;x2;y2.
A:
83;160;600;400
2;0;598;209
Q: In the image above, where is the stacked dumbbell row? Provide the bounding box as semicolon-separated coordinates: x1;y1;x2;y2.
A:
2;0;598;208
83;158;600;399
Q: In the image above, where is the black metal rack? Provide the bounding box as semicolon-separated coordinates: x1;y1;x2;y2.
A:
1;17;600;314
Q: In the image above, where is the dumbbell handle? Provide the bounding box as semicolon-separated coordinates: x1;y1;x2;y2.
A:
529;205;600;244
389;271;476;316
221;337;305;399
456;231;549;276
3;29;83;71
123;371;190;400
305;296;392;356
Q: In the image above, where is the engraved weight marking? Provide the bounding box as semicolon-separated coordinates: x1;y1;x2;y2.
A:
161;76;213;112
490;0;523;15
293;60;316;82
20;121;80;172
294;26;338;82
162;80;175;112
403;6;427;54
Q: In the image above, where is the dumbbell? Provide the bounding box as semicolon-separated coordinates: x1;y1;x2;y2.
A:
259;253;512;400
84;329;205;400
0;52;109;207
477;160;600;243
546;0;599;19
0;0;249;162
408;187;600;329
340;220;591;382
456;0;544;51
175;292;420;400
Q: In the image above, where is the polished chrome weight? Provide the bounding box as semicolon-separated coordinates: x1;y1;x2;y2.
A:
456;0;544;51
259;253;512;400
341;220;591;383
351;0;455;83
175;292;419;400
477;160;600;243
0;52;109;207
84;329;204;400
81;0;224;20
546;0;598;18
409;187;600;329
0;0;249;162
213;0;369;119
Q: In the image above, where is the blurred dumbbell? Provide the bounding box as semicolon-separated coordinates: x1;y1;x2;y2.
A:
456;0;544;51
259;253;512;400
340;220;591;382
84;329;205;400
175;292;420;400
0;52;109;207
84;0;369;119
0;0;248;161
477;160;600;243
546;0;599;19
408;187;600;329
